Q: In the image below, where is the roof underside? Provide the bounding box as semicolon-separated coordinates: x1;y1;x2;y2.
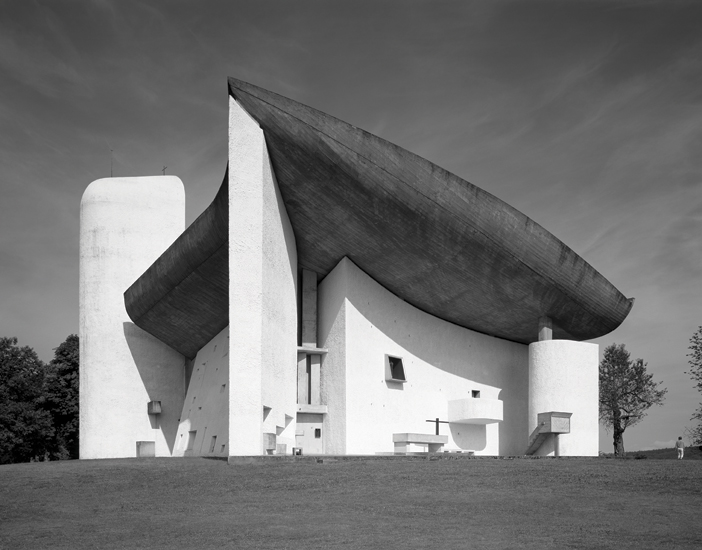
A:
124;78;633;358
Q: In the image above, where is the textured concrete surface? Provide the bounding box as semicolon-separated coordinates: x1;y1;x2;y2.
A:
528;340;599;456
317;269;347;455
448;397;504;424
124;173;228;359
173;327;229;457
127;79;633;351
228;78;633;344
318;257;529;456
228;97;298;456
79;176;186;459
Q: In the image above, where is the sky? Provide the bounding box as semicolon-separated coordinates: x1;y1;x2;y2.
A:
1;0;701;453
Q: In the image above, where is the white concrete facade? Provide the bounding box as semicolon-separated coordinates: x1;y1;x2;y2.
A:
318;257;530;456
173;327;229;457
528;340;599;456
79;104;603;460
79;177;186;459
227;97;298;457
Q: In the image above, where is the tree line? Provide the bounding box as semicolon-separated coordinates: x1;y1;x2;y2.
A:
0;335;78;464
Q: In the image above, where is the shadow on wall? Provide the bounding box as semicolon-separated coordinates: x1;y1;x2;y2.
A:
450;424;487;452
341;260;529;455
123;322;184;455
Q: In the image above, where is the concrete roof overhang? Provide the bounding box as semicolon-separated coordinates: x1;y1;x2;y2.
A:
124;78;633;359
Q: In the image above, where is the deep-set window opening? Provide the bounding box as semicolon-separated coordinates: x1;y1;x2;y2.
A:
387;355;406;381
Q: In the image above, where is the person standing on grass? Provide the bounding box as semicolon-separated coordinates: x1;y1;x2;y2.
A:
675;437;684;459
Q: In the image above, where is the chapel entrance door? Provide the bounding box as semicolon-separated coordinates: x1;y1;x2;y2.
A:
296;413;324;454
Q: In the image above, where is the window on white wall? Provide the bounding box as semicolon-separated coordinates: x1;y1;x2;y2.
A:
385;355;406;382
472;390;481;398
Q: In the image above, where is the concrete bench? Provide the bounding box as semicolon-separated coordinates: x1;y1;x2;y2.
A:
393;433;448;454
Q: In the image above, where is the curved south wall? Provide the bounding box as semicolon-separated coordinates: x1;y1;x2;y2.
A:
528;340;599;456
79;176;186;459
318;257;529;456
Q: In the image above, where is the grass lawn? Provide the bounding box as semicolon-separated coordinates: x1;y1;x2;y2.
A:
2;453;701;549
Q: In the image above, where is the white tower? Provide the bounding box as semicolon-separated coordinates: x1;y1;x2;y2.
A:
79;176;186;459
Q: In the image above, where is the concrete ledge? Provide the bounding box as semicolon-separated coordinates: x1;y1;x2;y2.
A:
448;398;504;424
297;404;328;414
392;433;449;444
297;346;328;355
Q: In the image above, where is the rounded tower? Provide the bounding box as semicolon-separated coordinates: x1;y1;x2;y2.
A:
79;176;185;459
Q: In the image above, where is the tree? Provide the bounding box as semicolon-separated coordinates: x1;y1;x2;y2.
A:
0;337;54;464
599;343;667;456
686;327;702;446
0;335;80;463
43;334;79;459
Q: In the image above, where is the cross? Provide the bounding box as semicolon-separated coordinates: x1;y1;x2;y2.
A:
426;417;450;435
162;166;167;175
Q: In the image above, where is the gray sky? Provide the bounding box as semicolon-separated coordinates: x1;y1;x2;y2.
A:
1;0;700;453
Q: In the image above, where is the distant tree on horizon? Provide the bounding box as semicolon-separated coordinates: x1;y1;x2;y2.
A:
0;337;54;463
0;335;79;463
685;327;702;446
44;334;79;459
599;343;667;456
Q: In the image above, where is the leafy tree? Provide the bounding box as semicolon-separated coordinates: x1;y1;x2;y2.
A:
686;327;702;446
599;343;667;456
43;334;79;459
0;335;80;463
0;337;54;464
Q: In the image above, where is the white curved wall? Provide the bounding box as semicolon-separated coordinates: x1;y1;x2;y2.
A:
79;176;186;459
528;340;599;456
318;257;529;456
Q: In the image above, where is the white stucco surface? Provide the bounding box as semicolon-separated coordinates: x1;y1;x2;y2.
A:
528;340;599;456
173;327;229;457
228;97;298;456
448;397;504;424
79;176;186;459
318;266;347;455
318;258;529;456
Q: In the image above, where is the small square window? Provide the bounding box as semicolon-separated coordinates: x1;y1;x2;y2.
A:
385;355;406;382
472;390;481;398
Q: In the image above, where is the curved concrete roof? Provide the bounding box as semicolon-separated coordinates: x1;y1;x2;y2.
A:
125;176;228;358
125;78;633;358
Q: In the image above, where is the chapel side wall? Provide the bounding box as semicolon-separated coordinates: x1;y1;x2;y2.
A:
79;176;186;459
228;96;298;457
317;262;348;455
173;327;229;458
529;340;599;456
321;258;529;456
260;142;298;454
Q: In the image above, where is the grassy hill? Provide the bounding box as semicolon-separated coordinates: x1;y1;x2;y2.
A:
601;445;702;460
2;455;701;549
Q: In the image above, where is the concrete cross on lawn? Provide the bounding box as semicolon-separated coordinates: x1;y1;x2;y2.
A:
426;417;450;435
